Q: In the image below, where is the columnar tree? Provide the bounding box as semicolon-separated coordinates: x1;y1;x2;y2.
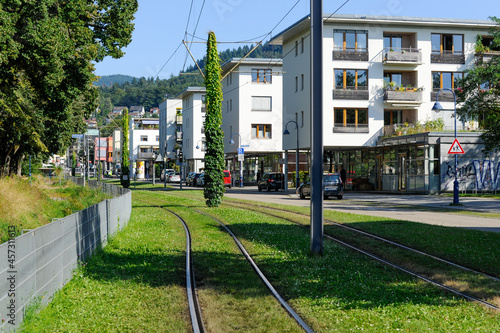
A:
0;0;138;177
457;16;500;152
121;109;130;188
203;32;225;207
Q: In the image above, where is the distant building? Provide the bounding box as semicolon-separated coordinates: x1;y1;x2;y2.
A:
129;118;159;179
111;106;127;116
129;106;145;118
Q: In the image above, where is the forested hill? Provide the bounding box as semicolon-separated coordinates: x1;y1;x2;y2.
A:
97;43;282;116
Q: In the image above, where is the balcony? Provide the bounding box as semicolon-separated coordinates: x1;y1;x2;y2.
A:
333;124;369;133
475;51;500;63
384;87;423;105
383;48;422;65
333;86;369;100
431;51;465;64
430;89;456;103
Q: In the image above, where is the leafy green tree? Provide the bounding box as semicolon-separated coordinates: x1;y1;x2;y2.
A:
457;17;500;152
0;0;138;177
120;110;130;188
203;32;225;207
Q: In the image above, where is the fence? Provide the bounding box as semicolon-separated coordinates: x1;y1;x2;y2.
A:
0;178;131;331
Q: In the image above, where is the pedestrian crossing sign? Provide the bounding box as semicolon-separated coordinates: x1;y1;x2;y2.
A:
448;138;465;154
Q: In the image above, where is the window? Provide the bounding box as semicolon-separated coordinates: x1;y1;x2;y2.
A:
301;37;304;53
295;40;298;56
301;74;304;90
335;69;368;89
140;135;148;142
383;35;402;51
156;135;159;142
251;96;272;111
301;111;304;128
251;124;272;139
383;72;402;87
251;69;272;83
230;99;233;112
201;95;206;113
432;72;463;90
334;30;368;52
431;33;463;54
334;108;368;127
295;76;298;92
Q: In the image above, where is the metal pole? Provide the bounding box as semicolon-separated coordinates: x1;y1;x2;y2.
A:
296;124;300;189
453;93;459;205
284;150;289;191
29;155;31;185
310;0;324;255
239;136;243;188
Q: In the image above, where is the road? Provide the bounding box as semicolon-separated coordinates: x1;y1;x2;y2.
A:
223;186;500;233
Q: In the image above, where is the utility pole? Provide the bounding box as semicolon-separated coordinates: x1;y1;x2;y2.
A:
310;0;324;255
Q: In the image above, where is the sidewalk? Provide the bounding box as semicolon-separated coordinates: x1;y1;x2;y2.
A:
224;187;500;233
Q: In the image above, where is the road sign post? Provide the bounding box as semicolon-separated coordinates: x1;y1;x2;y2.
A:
238;148;244;187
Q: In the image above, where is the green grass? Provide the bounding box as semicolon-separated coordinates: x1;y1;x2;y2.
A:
20;188;500;332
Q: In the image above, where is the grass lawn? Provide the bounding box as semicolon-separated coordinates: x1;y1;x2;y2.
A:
20;188;500;332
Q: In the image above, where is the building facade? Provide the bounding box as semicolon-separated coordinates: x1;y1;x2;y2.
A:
221;58;284;185
129;118;159;179
159;97;182;169
271;14;499;193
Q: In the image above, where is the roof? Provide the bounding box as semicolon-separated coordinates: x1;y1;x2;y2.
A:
269;14;496;45
175;87;206;99
221;58;282;74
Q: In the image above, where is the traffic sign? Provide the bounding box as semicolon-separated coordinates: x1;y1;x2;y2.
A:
448;138;465;154
72;134;84;139
238;147;244;162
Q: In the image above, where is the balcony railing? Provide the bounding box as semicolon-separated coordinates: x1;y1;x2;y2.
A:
475;51;500;63
333;86;369;100
333;48;369;62
333;123;369;133
430;89;456;103
383;47;421;64
431;50;465;64
384;89;423;103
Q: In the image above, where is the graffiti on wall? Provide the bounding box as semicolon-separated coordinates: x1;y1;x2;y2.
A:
441;160;500;191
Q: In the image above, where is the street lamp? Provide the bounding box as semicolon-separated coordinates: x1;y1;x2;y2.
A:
229;133;243;187
152;152;157;186
432;88;459;205
284;120;300;190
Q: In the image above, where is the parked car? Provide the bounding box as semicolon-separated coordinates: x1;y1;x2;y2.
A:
195;173;205;187
298;173;343;200
160;169;175;181
168;172;181;183
257;172;285;191
223;170;231;188
186;172;197;186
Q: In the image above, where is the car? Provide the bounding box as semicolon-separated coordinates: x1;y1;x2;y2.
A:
160;169;175;181
298;173;343;200
257;172;285;192
168;172;181;183
195;173;205;187
223;170;231;188
186;172;197;186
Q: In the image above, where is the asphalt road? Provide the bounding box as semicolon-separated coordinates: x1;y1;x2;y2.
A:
222;186;500;233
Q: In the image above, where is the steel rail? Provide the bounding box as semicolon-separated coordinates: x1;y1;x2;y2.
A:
222;201;499;311
195;209;315;333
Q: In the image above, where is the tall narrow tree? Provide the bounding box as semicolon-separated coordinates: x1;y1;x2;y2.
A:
203;32;225;207
121;109;130;188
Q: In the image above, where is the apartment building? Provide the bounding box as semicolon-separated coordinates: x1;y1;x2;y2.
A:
159;97;182;168
270;14;499;193
176;87;206;174
221;58;284;185
129;118;159;179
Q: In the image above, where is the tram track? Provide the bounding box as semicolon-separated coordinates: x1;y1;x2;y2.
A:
222;199;500;311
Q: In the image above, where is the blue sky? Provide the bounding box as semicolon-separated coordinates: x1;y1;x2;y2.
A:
94;0;499;80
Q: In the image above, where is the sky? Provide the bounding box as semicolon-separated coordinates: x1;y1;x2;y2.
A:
94;0;500;80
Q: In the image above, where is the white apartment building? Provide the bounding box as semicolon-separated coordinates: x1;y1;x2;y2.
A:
129;118;159;179
270;14;499;193
159;97;182;167
221;58;284;184
176;87;207;174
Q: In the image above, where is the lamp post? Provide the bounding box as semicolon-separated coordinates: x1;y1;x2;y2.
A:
152;152;157;186
284;121;299;191
229;133;243;187
173;147;183;190
432;88;459;205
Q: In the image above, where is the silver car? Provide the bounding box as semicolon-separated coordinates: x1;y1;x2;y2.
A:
168;172;181;183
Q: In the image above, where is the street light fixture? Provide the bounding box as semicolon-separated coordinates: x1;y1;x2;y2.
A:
432;88;459;205
229;133;243;187
284;120;300;191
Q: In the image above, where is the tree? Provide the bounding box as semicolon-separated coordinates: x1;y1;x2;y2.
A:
203;32;225;207
0;0;138;177
457;17;500;152
120;110;130;188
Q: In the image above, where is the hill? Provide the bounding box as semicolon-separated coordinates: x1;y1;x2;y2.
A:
94;74;136;87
